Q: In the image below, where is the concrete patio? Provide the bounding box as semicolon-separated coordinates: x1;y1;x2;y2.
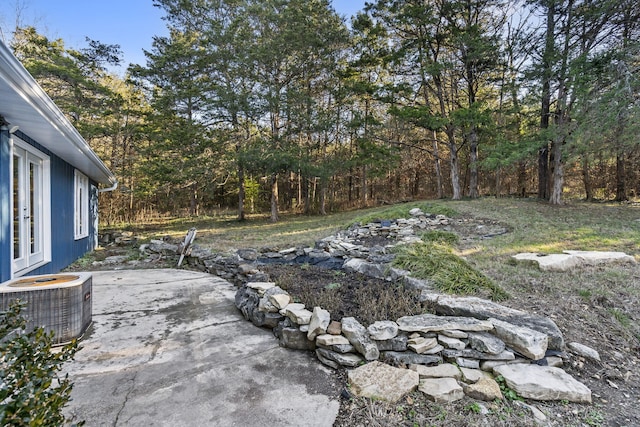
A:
63;269;341;426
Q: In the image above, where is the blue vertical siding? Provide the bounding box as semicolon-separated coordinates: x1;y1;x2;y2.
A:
2;131;97;279
0;127;10;282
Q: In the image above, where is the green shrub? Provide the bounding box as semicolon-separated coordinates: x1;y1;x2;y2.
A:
0;301;82;426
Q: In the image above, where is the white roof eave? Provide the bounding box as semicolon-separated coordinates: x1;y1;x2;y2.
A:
0;40;116;187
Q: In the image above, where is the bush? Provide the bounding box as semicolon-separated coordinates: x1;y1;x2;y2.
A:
0;301;82;426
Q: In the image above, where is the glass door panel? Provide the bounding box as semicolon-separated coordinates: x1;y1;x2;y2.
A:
12;150;25;270
27;155;43;264
12;144;46;274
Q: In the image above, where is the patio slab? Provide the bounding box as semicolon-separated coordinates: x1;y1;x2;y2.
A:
63;269;341;427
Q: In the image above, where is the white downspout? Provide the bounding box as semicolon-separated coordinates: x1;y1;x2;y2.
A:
98;181;118;193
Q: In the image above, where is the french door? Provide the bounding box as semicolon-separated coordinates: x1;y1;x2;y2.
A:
12;140;50;275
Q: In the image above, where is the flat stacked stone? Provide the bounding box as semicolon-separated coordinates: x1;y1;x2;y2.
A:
348;361;419;403
422;293;565;351
493;364;592;403
307;307;331;340
397;313;493;333
342;317;380;361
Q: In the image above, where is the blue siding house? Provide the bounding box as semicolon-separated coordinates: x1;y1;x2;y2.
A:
0;40;117;282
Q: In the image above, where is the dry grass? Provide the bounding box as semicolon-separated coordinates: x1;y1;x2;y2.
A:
261;264;427;325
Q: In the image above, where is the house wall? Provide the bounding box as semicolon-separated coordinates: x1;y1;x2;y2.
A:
0;131;98;282
0;127;10;280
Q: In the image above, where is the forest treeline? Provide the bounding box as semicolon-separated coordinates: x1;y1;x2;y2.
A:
3;0;640;223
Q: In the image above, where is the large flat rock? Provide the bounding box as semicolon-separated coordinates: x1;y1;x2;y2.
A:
418;377;464;403
564;250;636;266
348;361;419;403
512;253;581;271
493;364;591;403
513;250;636;272
490;318;548;360
397;313;493;333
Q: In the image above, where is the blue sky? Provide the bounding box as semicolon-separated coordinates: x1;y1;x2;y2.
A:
0;0;367;74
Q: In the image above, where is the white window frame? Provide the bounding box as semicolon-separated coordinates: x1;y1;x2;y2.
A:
74;170;90;239
11;137;51;277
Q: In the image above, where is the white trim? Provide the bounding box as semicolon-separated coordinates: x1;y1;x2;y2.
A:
74;170;90;239
0;39;116;187
11;136;51;277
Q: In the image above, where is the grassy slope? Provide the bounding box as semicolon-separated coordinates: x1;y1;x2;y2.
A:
463;199;639;337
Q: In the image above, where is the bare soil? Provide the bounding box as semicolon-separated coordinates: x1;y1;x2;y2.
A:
72;215;640;427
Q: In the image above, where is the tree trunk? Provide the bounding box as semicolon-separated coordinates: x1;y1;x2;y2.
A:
549;140;563;205
412;169;420;197
447;127;462;200
547;142;555;200
235;115;248;221
538;0;555;200
288;171;296;210
270;173;279;222
237;164;245;221
582;156;593;201
468;127;479;198
549;0;574;206
518;161;527;197
615;152;627;202
312;177;317;206
361;165;368;206
432;131;444;198
319;178;327;215
303;175;311;214
189;186;198;216
348;168;353;203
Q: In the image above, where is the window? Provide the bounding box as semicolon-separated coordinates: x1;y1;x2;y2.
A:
74;170;89;239
12;138;51;275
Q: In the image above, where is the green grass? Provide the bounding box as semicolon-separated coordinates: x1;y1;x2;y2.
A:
609;308;632;328
104;209;380;253
445;198;640;256
102;201;464;254
392;240;509;301
103;197;640;256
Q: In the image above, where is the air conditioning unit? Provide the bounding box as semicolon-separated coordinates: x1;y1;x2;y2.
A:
0;272;92;345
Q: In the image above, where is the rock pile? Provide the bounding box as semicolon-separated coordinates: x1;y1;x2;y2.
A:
129;208;507;290
235;279;594;404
